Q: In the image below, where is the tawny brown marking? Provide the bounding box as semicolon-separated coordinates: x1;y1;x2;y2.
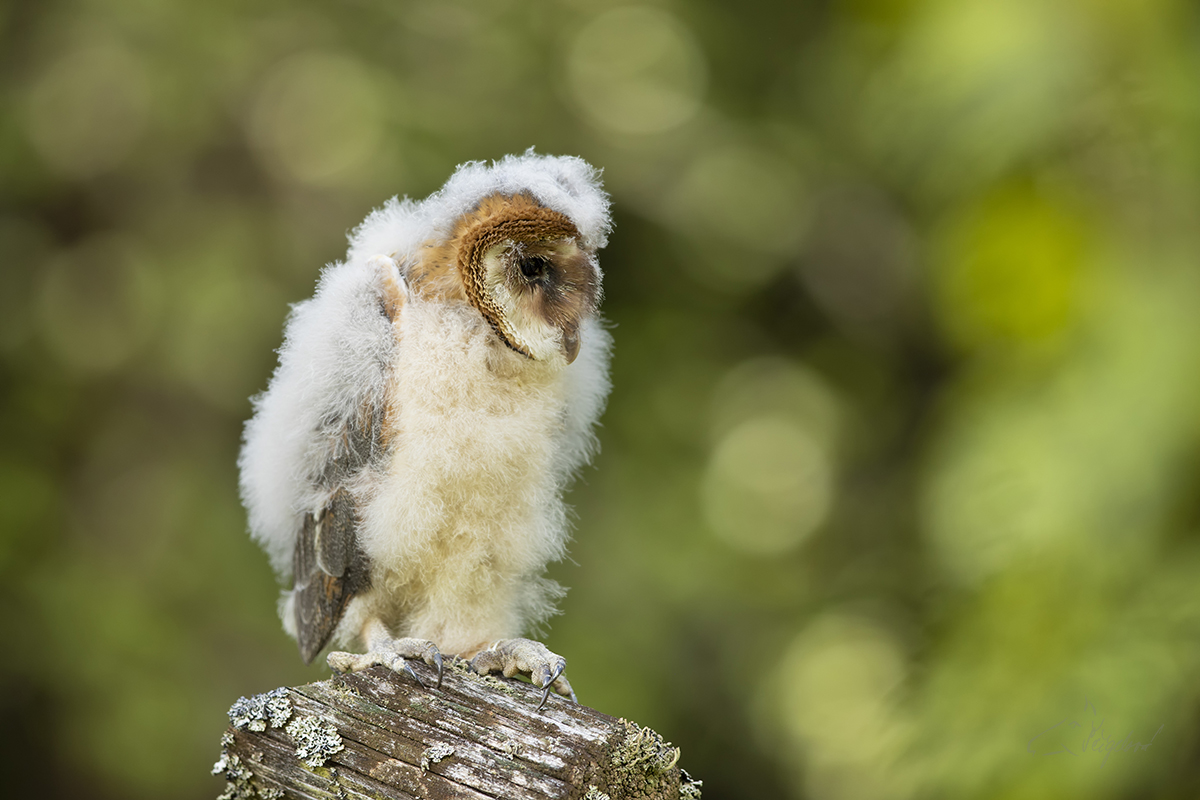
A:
377;260;407;322
405;193;598;358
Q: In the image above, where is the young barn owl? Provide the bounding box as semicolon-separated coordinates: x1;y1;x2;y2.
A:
239;151;612;708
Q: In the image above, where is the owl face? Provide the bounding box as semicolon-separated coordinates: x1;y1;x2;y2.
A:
454;194;601;365
477;238;599;363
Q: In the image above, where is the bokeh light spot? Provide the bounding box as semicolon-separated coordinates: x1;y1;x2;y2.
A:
35;236;163;376
248;52;384;186
24;41;150;178
702;416;832;555
709;356;840;450
774;613;909;799
567;7;706;135
858;0;1084;195
669;144;809;256
934;186;1086;351
923;406;1084;582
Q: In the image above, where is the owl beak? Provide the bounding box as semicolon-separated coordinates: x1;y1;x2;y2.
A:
561;325;581;364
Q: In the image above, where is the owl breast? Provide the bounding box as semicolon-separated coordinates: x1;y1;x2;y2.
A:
349;297;573;652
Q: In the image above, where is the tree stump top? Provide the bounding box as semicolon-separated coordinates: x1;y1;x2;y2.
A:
213;658;702;800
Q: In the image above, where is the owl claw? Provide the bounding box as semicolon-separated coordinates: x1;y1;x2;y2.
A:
470;638;576;711
536;660;568;711
327;636;443;692
402;660;424;689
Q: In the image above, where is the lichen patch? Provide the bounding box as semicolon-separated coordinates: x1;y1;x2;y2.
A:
285;714;346;768
611;719;681;774
603;718;691;798
228;688;293;732
420;742;455;771
680;768;704;799
213;749;255;800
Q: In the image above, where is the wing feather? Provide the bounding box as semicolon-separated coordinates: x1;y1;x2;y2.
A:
240;255;405;662
294;487;371;663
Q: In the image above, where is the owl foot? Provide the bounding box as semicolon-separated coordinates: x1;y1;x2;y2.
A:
328;637;444;689
469;638;576;711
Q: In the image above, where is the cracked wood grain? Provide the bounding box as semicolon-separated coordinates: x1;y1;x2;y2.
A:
213;660;702;800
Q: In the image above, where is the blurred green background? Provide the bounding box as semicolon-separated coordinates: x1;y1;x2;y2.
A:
3;0;1200;797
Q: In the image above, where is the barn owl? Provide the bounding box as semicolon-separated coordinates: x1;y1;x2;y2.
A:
239;151;612;708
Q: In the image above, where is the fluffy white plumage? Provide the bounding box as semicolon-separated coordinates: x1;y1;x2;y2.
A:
349;152;611;273
239;151;612;672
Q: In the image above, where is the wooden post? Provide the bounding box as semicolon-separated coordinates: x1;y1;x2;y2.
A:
213;659;703;800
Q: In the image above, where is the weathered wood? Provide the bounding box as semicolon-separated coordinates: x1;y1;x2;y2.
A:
213;659;703;800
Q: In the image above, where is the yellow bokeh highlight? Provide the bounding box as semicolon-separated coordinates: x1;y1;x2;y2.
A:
703;416;832;556
773;613;911;800
933;185;1087;351
858;0;1086;194
702;358;840;555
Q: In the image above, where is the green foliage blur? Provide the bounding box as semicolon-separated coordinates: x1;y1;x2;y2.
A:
3;0;1200;797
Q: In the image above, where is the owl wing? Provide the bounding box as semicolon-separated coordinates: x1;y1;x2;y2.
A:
292;417;378;664
240;255;404;663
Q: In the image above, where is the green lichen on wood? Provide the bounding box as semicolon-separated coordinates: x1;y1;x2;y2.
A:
602;718;694;799
212;746;254;800
496;731;522;759
216;667;702;799
679;769;703;799
332;680;362;701
611;719;681;774
420;742;455;771
228;688;293;732
213;732;284;800
285;714;345;768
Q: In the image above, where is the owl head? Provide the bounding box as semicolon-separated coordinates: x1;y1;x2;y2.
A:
350;151;610;364
449;193;601;365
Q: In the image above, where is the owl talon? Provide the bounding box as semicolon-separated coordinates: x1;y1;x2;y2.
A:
470;638;576;711
535;659;567;711
402;660;425;689
327;634;443;692
536;661;566;712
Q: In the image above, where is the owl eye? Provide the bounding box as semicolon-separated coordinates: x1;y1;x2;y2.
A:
517;255;551;282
